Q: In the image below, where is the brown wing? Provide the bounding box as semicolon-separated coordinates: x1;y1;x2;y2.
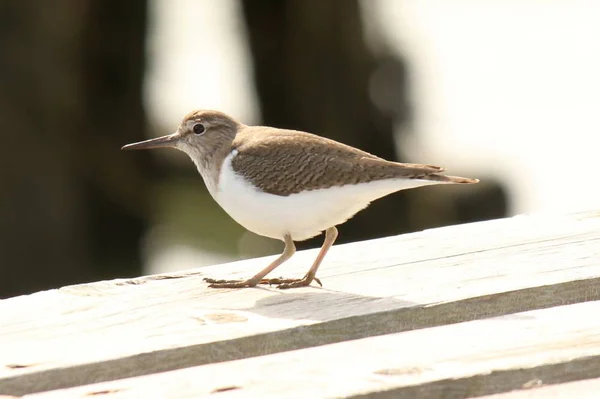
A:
230;127;445;196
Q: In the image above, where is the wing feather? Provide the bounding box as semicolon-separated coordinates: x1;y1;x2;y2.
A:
230;127;451;196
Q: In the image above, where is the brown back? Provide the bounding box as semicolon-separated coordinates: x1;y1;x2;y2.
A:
231;126;444;196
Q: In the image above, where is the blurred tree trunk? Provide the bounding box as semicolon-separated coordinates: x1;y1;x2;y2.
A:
241;0;507;249
241;0;411;248
0;0;149;298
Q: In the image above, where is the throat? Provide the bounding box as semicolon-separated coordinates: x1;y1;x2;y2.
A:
184;149;222;199
195;161;221;199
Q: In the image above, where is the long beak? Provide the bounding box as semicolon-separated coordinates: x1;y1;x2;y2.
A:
121;133;180;151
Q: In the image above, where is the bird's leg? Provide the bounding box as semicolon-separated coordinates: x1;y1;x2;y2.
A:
204;234;296;288
277;226;338;289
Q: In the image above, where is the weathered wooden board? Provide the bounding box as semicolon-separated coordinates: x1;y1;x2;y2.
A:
25;300;600;399
1;211;600;395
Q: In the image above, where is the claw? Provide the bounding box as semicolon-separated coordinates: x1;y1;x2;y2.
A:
203;277;254;288
276;275;321;289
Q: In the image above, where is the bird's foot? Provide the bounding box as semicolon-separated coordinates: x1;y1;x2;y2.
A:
204;278;257;288
264;274;322;289
204;275;322;289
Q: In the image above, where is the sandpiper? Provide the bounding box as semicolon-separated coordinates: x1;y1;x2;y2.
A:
122;110;478;289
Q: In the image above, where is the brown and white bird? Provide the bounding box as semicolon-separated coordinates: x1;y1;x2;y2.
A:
122;110;478;289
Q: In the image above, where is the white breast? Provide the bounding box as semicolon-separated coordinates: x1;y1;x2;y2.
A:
212;151;441;242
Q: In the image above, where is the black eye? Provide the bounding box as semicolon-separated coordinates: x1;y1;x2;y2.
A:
193;123;205;135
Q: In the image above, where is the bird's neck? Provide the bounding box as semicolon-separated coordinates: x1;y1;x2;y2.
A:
180;145;227;200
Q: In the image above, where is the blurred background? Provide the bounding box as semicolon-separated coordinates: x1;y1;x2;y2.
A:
1;0;599;298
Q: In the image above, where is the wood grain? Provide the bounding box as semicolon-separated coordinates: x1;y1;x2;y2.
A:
1;211;600;396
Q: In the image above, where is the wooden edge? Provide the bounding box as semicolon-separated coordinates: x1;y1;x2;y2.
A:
477;377;600;399
2;276;600;396
352;356;600;399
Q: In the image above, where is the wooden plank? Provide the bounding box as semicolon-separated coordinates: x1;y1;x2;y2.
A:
1;211;600;395
24;300;600;399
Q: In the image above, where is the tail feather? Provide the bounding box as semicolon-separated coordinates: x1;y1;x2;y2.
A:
417;174;479;184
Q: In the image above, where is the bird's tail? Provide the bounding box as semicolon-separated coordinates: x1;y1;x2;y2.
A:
420;174;479;184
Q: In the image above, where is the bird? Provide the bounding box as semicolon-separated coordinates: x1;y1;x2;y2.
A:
122;110;478;289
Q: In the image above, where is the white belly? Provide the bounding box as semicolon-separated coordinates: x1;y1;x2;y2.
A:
211;152;441;242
